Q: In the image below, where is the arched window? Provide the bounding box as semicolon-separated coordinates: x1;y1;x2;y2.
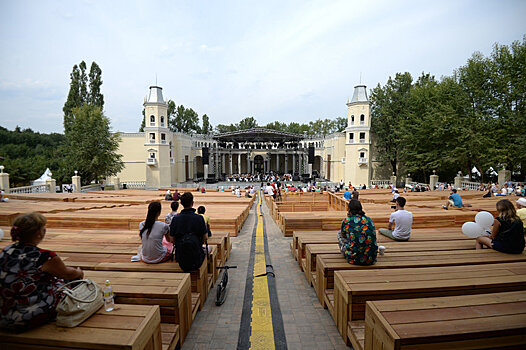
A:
160;116;165;127
360;114;365;125
149;133;156;143
351;115;355;125
150;115;155;126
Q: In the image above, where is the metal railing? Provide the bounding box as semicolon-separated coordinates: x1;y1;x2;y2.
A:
358;157;368;164
9;184;50;194
370;180;391;186
461;181;481;190
121;181;146;189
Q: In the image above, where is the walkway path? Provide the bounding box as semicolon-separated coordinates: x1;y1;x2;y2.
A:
182;194;348;349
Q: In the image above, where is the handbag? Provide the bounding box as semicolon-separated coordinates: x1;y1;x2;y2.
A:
56;279;104;327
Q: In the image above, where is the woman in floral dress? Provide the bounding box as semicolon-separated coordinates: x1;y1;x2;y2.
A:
338;199;378;265
0;212;84;331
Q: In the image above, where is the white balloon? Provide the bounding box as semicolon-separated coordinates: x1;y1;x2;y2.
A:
462;221;484;238
0;228;4;240
475;211;494;228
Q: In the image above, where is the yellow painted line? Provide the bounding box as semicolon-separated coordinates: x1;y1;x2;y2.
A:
249;192;275;349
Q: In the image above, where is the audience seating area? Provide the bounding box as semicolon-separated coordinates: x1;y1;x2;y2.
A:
270;188;526;349
0;189;248;349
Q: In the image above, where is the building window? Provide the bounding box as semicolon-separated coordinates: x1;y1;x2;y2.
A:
161;133;166;144
360;151;365;158
351;115;355;125
360;114;365;125
150;115;155;127
359;132;366;143
160;116;165;127
149;152;155;159
349;133;354;143
149;133;156;143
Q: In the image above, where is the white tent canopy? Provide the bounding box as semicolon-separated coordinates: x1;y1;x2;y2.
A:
32;168;52;185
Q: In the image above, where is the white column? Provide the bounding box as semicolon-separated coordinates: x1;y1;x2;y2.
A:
72;173;81;193
246;154;250;174
204;164;209;180
276;154;280;173
221;153;225;175
284;154;289;174
292;154;296;175
229;153;233;175
237;153;241;174
0;167;10;193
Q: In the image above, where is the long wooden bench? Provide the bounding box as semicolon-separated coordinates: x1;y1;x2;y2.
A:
303;240;477;286
58;252;210;309
333;262;526;345
291;228;471;265
84;270;192;345
353;291;526;350
316;250;526;310
0;304;171;350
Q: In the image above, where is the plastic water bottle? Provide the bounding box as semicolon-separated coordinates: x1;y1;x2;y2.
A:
103;280;115;311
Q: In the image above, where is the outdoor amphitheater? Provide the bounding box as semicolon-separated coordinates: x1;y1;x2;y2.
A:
1;185;525;349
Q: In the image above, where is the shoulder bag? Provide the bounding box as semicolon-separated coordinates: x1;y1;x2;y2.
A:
56;279;103;327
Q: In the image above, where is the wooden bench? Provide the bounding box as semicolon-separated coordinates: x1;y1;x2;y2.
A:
316;250;526;310
303;240;478;286
84;270;192;345
354;291;526;350
58;252;210;309
0;304;170;350
333;262;526;345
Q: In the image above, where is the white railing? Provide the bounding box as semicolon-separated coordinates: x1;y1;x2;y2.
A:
150;122;155;127
9;184;50;194
81;184;101;193
147;158;157;165
358;157;368;164
121;181;146;189
461;181;481;190
359;139;365;143
161;140;167;144
149;139;155;144
370;180;391;186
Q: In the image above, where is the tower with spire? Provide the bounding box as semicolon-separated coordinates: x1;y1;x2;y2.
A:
144;86;173;188
344;84;371;186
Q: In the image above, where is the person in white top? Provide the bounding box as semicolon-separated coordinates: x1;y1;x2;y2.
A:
378;196;412;241
139;202;172;263
265;183;274;197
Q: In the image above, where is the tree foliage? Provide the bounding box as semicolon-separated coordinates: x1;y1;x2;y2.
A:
201;114;212;134
63;61;104;133
63;105;123;185
170;105;201;133
370;36;526;182
0;126;65;186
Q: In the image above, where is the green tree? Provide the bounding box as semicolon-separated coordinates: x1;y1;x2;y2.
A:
63;60;103;133
170;105;201;133
334;117;347;132
265;121;287;131
201;114;212;134
87;62;104;108
370;72;413;176
215;123;237;133
139;108;145;132
63;105;123;185
237;116;258;130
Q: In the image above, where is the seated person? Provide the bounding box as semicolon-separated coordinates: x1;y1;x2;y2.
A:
378;196;412;241
337;200;378;266
343;188;351;200
139;202;172;263
352;189;359;200
516;198;526;229
476;199;525;254
0;213;84;331
197;205;212;237
165;189;173;201
442;189;471;209
390;190;400;203
165;200;179;225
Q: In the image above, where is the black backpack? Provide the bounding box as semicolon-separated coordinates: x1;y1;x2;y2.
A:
175;233;205;272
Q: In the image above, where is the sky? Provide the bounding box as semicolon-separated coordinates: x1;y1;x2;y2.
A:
0;0;525;134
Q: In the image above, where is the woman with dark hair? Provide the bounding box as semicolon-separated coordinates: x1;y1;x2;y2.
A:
140;201;172;263
476;199;525;253
0;212;83;331
338;199;378;265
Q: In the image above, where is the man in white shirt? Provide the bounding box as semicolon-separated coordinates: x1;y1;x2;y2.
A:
265;183;274;199
378;196;412;241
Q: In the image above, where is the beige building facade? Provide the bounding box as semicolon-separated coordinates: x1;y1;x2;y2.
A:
115;85;373;188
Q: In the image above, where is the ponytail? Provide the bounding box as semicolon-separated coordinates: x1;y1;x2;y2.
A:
140;202;162;239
